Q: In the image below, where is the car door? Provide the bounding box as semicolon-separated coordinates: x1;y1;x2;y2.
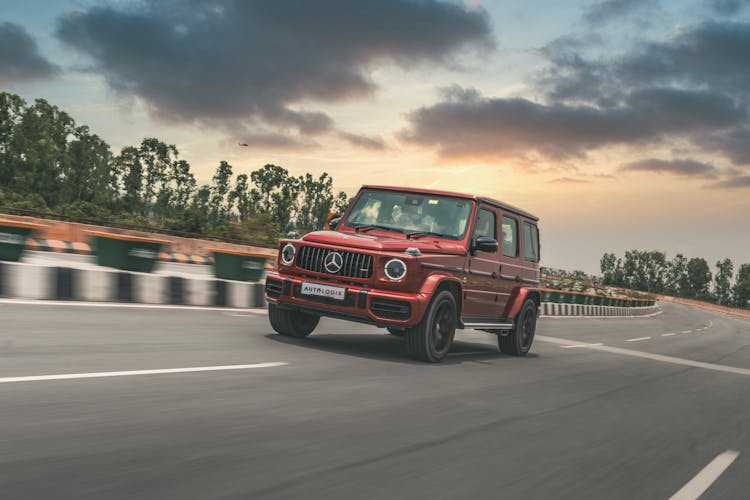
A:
463;205;502;319
498;213;523;305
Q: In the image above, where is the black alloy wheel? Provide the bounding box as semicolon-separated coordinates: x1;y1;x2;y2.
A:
499;299;537;356
268;303;320;338
405;290;457;362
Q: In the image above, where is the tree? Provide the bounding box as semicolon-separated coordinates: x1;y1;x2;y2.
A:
249;164;299;231
0;92;26;187
210;160;233;224
733;264;750;308
114;146;144;214
665;254;688;296
714;258;734;305
62;125;114;207
296;172;335;232
684;257;712;300
10;98;75;206
601;253;617;285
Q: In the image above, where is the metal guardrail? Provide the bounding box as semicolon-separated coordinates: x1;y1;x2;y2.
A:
541;288;656;307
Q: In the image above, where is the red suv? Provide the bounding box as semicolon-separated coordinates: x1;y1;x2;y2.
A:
265;185;541;362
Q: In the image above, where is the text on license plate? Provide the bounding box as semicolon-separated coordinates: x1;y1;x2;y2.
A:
300;282;346;301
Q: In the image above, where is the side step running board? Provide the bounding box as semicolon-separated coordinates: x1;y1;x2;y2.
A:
461;321;514;330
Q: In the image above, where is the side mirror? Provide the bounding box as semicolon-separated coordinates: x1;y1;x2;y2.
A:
474;235;498;254
328;217;341;230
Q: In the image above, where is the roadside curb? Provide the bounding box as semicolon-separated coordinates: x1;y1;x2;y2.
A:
540;302;660;318
0;261;266;309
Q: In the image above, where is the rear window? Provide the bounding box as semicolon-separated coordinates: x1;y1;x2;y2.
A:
523;222;540;262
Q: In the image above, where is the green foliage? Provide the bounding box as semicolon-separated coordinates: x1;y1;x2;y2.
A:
733;264;750;308
714;259;734;306
602;250;747;309
0;91;349;246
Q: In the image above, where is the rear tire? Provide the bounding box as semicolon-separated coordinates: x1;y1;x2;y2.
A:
405;290;457;362
268;303;320;338
499;299;537;356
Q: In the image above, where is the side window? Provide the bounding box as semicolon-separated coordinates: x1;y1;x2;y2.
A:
502;216;518;258
523;222;540;262
475;208;496;239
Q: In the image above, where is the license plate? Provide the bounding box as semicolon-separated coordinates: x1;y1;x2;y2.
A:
300;282;346;301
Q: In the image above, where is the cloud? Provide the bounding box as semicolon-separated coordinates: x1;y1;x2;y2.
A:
696;127;750;166
0;22;59;85
338;132;386;150
400;86;744;160
582;0;658;25
705;0;750;15
619;158;720;178
56;0;492;141
547;177;592;184
709;175;750;189
402;18;750;187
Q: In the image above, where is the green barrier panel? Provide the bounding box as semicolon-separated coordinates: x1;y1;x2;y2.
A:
0;221;42;261
541;291;553;303
212;250;266;281
90;232;165;272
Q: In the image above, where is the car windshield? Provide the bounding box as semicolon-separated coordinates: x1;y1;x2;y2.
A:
343;189;473;239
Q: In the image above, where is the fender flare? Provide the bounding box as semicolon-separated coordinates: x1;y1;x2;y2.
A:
503;286;540;320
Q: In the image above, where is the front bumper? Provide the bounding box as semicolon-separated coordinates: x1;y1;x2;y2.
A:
264;271;429;327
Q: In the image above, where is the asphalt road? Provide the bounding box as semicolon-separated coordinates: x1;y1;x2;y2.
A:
1;300;749;499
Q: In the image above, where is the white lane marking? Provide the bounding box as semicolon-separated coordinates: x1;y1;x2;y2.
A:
669;450;739;500
627;336;651;342
0;362;287;384
708;321;713;327
560;343;603;348
662;333;677;337
0;298;265;314
537;336;750;377
681;330;692;334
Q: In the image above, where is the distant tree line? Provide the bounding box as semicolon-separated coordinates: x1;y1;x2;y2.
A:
601;251;750;308
0;92;349;245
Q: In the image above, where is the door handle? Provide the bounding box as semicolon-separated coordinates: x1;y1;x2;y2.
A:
491;272;498;279
514;275;522;283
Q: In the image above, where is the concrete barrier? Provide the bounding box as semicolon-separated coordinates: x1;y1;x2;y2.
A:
0;261;265;309
540;302;659;318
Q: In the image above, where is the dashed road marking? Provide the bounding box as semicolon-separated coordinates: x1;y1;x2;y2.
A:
0;362;287;384
626;336;651;342
537;335;750;377
669;450;739;500
681;330;692;334
662;333;676;337
560;343;604;349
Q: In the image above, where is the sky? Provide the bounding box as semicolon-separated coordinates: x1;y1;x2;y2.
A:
1;0;749;274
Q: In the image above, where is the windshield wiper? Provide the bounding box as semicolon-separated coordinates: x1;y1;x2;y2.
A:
353;223;406;234
406;230;456;240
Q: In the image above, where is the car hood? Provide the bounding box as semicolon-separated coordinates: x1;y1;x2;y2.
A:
300;230;466;255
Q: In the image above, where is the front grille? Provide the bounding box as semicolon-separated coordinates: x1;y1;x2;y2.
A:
370;298;411;320
297;245;373;279
265;278;283;298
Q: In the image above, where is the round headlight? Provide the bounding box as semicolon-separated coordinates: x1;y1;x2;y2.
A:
281;243;296;265
384;258;407;280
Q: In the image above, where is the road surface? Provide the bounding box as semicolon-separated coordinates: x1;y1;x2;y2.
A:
1;300;748;499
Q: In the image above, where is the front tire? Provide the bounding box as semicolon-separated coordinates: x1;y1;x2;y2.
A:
405;290;457;362
499;299;537;356
268;303;320;338
387;327;405;337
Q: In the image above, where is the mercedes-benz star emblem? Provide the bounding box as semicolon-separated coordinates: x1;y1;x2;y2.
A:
324;251;343;274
